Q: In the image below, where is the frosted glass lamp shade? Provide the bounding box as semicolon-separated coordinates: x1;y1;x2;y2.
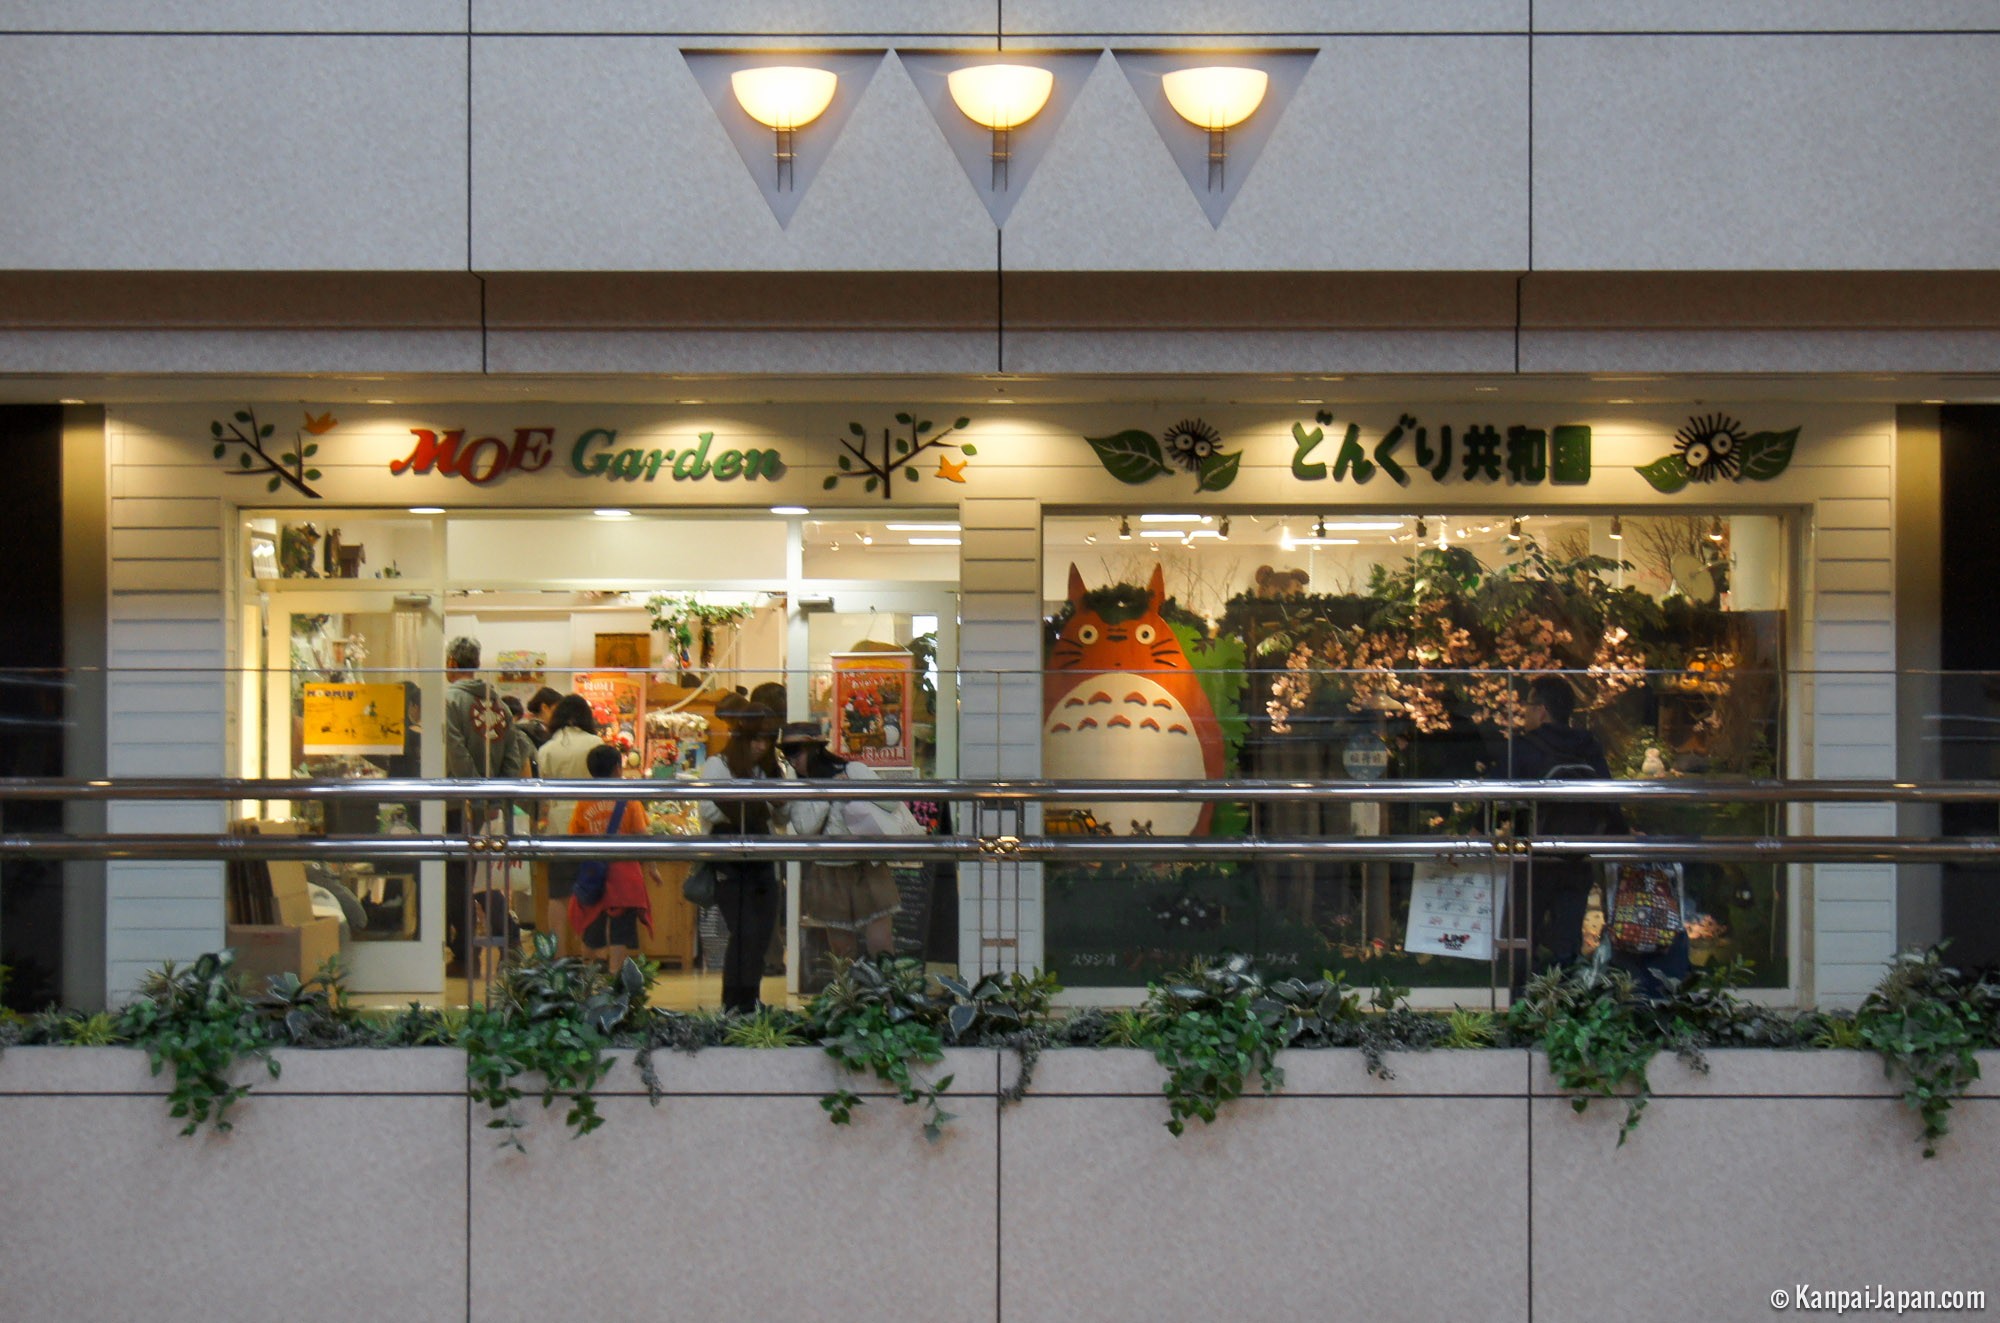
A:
730;66;839;129
947;64;1055;131
1161;66;1268;130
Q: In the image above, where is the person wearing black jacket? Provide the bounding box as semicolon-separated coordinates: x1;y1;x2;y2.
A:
1504;675;1627;983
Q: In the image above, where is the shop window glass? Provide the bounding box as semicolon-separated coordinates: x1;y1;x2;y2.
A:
1039;512;1791;991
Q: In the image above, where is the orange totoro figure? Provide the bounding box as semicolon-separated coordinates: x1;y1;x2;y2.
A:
1043;563;1226;834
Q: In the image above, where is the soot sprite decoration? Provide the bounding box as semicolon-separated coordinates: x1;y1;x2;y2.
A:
1162;418;1223;472
1636;414;1801;494
1673;413;1746;482
1084;415;1243;491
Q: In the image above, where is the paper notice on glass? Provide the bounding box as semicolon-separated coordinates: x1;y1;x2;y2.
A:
1404;859;1506;961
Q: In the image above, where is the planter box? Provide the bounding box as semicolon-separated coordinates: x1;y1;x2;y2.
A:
1;1046;1994;1323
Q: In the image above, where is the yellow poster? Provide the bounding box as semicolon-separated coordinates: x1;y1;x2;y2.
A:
302;682;409;756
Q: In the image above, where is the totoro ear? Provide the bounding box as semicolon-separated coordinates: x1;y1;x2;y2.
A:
1068;563;1086;603
1148;564;1166;608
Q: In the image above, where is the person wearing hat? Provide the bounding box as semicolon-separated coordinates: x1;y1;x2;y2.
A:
780;720;902;968
696;696;792;1013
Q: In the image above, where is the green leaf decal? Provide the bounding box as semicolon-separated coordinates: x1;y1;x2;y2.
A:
210;421;223;437
823;476;840;490
239;454;253;469
211;443;225;458
303;443;317;456
1196;450;1242;492
304;469;320;481
1737;427;1799;481
234;411;251;423
960;444;977;456
953;417;970;430
916;420;932;435
894;412;912;425
865;477;878;493
837;454;852;470
1086;430;1170;484
259;423;274;438
266;476;281;492
1636;454;1692;494
848;422;865;438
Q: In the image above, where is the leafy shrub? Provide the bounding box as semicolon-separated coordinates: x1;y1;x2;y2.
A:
1855;948;2000;1157
114;951;277;1135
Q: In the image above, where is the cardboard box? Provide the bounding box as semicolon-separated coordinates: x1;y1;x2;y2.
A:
266;861;317;927
226;917;341;988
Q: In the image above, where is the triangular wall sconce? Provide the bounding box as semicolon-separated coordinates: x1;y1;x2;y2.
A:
899;50;1100;228
683;50;885;228
1114;50;1316;227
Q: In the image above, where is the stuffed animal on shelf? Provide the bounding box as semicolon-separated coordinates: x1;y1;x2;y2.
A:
1253;564;1311;598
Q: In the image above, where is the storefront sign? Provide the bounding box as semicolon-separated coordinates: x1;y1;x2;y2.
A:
301;682;407;755
831;652;914;768
1086;411;1801;492
388;426;786;487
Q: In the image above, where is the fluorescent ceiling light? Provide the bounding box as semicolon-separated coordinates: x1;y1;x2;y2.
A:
770;505;810;515
593;508;633;519
1315;520;1404;532
407;506;445;515
1139;514;1206;524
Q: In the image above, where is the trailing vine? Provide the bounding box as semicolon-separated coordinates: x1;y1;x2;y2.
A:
459;936;655;1150
806;955;956;1142
1854;948;2000;1157
113;951;278;1136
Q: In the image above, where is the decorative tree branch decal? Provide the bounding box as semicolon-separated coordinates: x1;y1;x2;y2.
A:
821;412;974;498
211;406;325;498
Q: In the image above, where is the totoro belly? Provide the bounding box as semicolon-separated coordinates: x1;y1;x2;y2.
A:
1043;673;1208;836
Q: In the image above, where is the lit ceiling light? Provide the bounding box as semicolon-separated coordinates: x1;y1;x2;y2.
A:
770;505;810;515
1708;516;1726;543
1609;515;1624;540
1317;520;1403;532
677;398;707;405
408;506;445;515
58;397;85;405
858;533;873;546
367;399;395;405
1161;65;1268;190
731;66;839;190
1140;513;1204;524
947;63;1054;190
1279;524;1295;550
909;536;962;546
1118;515;1132;541
1508;517;1522;541
594;508;633;519
884;522;960;531
1084;533;1098;545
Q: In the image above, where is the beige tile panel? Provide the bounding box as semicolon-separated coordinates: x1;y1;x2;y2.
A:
1002;1094;1529;1323
1532;1096;2000;1323
0;1093;467;1323
469;1092;998;1322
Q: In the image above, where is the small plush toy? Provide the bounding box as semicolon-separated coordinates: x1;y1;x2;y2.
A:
1253;564;1311;598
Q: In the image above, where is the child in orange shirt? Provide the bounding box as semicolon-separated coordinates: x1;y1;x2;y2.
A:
567;743;653;971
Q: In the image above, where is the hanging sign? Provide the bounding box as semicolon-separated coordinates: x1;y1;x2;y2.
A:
1404;859;1506;962
830;652;914;769
301;682;408;756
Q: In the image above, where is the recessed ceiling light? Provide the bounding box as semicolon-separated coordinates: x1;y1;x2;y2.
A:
408;506;445;515
908;537;962;546
1922;399;1946;405
1606;398;1634;405
678;398;707;405
367;399;395;405
1296;399;1322;405
985;397;1013;404
594;508;633;519
770;505;809;516
58;397;85;405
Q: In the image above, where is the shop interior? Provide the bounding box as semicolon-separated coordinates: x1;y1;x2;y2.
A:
1036;508;1795;993
234;508;959;1005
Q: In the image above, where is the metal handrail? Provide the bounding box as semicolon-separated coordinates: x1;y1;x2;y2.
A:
1;775;1997;804
3;832;2000;865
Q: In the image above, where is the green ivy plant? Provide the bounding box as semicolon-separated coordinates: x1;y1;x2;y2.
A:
114;950;278;1136
250;957;370;1046
805;954;956;1142
1854;948;1999;1158
459;936;655;1150
1134;955;1296;1136
1508;957;1767;1145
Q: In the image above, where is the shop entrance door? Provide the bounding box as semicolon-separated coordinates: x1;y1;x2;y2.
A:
263;591;446;995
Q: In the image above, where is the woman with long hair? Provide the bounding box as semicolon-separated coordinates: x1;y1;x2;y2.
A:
536;693;602;956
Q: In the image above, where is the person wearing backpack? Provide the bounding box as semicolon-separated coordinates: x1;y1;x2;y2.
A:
779;721;903;967
567;742;654;972
1503;675;1627;985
